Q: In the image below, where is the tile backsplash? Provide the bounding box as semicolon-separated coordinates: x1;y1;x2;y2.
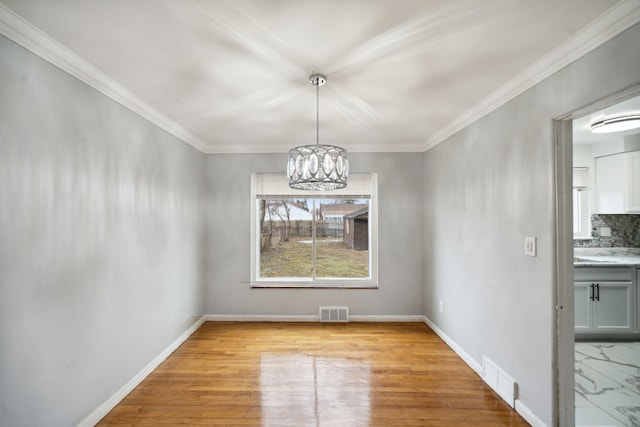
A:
574;214;640;248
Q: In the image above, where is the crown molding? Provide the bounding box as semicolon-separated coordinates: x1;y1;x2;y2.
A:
0;4;208;153
421;0;640;151
203;141;426;154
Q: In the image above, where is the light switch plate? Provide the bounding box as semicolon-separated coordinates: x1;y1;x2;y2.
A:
600;227;611;237
525;236;537;257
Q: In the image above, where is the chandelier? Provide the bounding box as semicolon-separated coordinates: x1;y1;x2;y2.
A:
287;73;349;190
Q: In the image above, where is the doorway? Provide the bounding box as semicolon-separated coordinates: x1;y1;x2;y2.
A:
555;85;640;427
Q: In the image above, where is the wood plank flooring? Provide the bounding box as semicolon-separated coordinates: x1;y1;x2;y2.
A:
98;322;528;426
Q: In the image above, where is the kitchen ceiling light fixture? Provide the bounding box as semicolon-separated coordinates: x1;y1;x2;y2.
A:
590;114;640;134
288;73;348;190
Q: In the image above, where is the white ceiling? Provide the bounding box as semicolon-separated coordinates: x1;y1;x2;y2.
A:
1;0;636;153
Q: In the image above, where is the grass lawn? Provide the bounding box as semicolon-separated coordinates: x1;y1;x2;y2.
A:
260;236;369;278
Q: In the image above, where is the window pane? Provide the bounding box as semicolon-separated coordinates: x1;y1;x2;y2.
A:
316;199;369;278
258;198;370;279
259;199;313;278
251;173;377;286
573;189;581;234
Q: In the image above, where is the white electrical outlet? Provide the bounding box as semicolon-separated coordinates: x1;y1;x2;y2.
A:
600;227;611;237
524;236;537;257
439;301;444;314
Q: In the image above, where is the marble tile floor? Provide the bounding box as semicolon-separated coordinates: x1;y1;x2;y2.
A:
576;342;640;427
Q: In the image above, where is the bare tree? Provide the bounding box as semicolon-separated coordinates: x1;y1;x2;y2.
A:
281;200;291;242
271;200;292;242
259;199;273;252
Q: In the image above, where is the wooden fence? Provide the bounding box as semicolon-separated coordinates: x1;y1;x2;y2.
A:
261;220;344;248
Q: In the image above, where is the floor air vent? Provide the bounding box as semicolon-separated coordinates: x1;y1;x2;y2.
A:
319;306;349;322
482;356;517;408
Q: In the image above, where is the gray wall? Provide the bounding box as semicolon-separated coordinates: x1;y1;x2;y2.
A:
0;36;205;426
204;153;424;316
423;23;640;425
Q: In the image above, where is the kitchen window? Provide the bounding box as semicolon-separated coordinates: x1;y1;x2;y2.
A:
250;173;378;288
573;167;590;239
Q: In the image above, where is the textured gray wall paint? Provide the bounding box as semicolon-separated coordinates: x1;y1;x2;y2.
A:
423;23;640;425
0;36;205;426
204;153;424;316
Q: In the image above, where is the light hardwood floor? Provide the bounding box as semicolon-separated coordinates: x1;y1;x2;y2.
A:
98;322;528;426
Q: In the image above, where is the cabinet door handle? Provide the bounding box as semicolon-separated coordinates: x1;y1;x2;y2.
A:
595;283;600;301
590;283;594;301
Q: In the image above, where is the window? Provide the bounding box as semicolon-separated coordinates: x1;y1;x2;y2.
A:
251;173;378;288
573;167;590;239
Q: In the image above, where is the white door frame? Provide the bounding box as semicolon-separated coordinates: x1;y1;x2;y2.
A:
553;84;640;427
553;113;575;427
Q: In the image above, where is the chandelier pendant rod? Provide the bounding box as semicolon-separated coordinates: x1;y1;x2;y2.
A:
316;81;320;147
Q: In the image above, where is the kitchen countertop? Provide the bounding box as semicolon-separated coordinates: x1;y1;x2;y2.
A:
574;247;640;267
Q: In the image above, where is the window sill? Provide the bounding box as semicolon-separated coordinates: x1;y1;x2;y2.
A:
251;281;379;289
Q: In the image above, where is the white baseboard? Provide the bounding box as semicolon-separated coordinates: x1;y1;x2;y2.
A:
204;314;318;322
515;399;548;427
422;316;483;375
77;316;206;427
204;314;425;322
423;316;547;427
349;314;426;322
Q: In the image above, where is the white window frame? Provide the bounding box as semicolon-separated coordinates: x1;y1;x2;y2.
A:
573;167;591;239
250;173;378;288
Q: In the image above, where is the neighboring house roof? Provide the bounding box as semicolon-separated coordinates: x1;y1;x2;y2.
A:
320;203;367;217
264;204;312;221
344;206;369;219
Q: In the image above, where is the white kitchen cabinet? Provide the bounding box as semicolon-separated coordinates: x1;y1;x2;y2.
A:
595;151;640;213
574;282;592;332
637;269;640;331
630;152;640;211
574;267;634;334
593;282;634;331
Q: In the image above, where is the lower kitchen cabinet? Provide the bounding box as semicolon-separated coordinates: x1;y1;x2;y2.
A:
574;267;635;335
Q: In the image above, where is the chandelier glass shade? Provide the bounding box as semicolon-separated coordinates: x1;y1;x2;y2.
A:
288;144;349;190
288;73;348;191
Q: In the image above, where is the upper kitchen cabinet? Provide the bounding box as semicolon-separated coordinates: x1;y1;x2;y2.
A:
595;150;640;214
573;94;640;216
